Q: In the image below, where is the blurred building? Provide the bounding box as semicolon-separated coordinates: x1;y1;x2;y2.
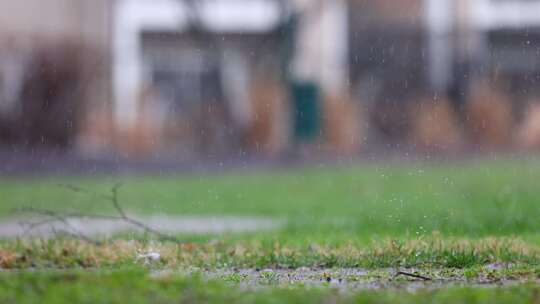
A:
0;0;111;149
1;0;540;158
110;0;291;158
349;0;540;147
427;0;540;105
0;0;292;158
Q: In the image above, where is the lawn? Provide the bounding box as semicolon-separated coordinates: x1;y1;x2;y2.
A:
2;157;540;237
1;157;540;303
1;269;540;304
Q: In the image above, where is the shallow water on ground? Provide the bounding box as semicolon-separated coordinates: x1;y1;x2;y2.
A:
152;266;538;292
0;215;283;238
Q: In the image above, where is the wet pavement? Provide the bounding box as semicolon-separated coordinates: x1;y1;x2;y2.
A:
0;215;283;238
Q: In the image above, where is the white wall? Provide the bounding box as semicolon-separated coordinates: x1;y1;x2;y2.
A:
470;0;540;30
113;0;282;130
291;0;349;93
0;0;110;45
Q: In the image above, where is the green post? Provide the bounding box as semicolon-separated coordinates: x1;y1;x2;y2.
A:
291;81;321;143
280;12;322;144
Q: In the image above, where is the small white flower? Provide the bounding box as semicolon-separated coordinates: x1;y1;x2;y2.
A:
137;252;161;264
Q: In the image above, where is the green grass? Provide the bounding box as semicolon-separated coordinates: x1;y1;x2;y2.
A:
1;236;539;269
2;158;540;238
1;268;540;304
3;157;540;302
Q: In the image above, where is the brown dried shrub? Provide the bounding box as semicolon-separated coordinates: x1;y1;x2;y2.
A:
0;39;101;149
115;86;164;157
409;96;462;151
518;102;540;150
465;82;514;148
76;104;114;156
322;93;363;155
371;99;411;140
245;77;288;156
18;41;91;147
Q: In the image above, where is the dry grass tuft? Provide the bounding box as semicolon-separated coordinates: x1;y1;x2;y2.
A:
0;249;17;268
1;236;539;270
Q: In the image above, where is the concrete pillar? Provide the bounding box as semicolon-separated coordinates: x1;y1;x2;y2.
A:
425;0;454;92
112;0;186;132
291;0;360;153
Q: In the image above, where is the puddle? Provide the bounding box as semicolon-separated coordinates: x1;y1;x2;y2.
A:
0;215;283;238
154;267;539;292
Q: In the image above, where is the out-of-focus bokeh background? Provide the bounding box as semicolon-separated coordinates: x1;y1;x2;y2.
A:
1;0;540;169
5;4;540;301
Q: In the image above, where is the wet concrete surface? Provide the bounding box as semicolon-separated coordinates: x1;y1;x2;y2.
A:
0;215;283;238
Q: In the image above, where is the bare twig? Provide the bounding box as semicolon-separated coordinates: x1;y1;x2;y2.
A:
50;226;101;245
395;271;432;281
110;183;127;218
58;184;113;201
19;208;102;245
14;207;123;221
13;184;181;244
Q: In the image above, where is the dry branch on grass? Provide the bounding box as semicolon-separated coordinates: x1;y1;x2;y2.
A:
395;271;432;281
12;184;181;245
